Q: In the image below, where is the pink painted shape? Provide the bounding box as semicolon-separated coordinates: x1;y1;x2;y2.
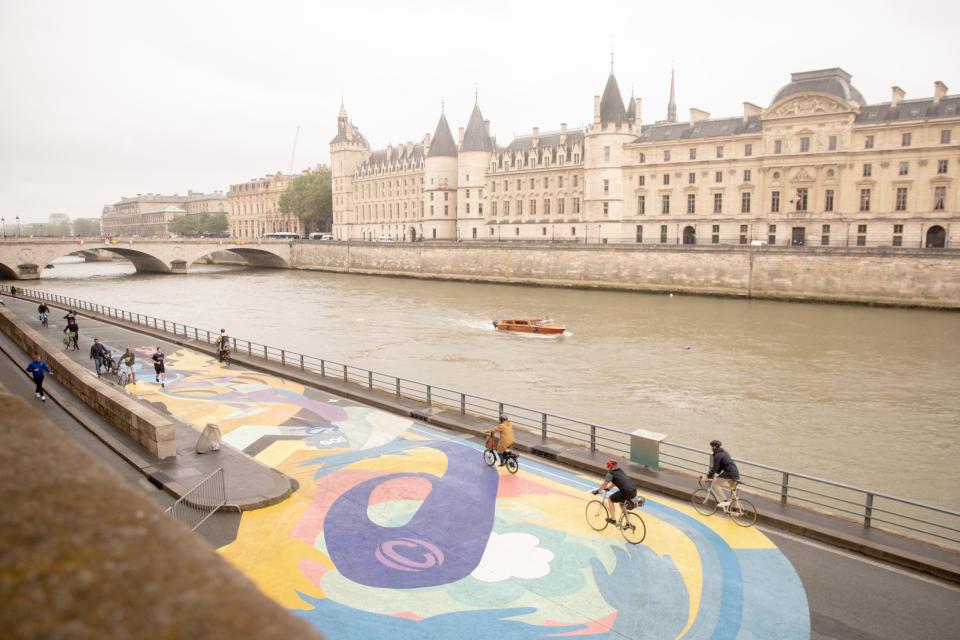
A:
368;476;432;506
391;612;424;621
292;468;385;544
299;558;331;587
496;475;571;499
541;611;617;637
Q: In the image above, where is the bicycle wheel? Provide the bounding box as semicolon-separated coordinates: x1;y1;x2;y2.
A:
729;498;758;527
619;512;647;545
483;449;496;467
585;500;609;531
691;488;718;515
118;372;128;387
505;456;519;474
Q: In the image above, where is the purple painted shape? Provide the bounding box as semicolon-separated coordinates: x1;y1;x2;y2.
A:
324;441;499;588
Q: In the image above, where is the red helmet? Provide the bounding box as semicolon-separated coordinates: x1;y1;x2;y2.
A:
606;460;618;470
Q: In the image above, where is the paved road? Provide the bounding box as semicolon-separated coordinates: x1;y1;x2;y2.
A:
3;294;958;638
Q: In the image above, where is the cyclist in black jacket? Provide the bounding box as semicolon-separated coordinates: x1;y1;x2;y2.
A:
593;460;638;525
702;440;740;506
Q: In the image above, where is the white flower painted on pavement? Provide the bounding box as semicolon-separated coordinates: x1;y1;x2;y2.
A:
471;532;553;583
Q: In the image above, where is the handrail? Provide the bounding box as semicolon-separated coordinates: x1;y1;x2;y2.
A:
164;467;226;532
3;283;958;547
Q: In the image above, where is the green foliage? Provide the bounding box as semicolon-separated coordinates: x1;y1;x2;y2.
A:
73;218;101;237
168;212;229;236
278;166;332;232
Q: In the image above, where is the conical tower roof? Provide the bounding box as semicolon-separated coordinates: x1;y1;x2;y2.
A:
599;72;628;126
427;112;458;157
460;102;494;152
626;89;636;122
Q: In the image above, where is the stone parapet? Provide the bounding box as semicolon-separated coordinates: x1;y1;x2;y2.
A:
0;384;323;640
0;306;176;458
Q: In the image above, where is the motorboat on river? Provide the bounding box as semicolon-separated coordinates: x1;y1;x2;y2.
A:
493;318;566;335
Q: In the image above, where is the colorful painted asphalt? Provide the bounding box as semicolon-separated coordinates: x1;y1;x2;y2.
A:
124;346;810;639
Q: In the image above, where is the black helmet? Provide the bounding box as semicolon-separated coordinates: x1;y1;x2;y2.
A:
499;413;508;422
709;439;722;448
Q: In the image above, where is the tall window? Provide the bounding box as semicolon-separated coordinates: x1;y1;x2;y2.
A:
863;163;872;177
558;176;564;188
663;174;670;185
824;189;834;212
744;169;752;182
573;175;579;187
828;135;837;151
638;175;646;186
716;145;724;158
865;135;874;149
741;191;751;213
543;177;549;188
715;171;722;183
558;198;565;214
938;160;948;174
529;199;536;215
517;199;522;215
744;143;753;157
664;150;671;161
503;201;510;215
774;140;782;154
712;224;720;244
603;179;609;194
660;224;668;243
687;193;696;214
859;188;871;212
933;186;946;211
893;224;903;247
637;195;646;215
821;224;831;246
942;130;952;144
573;197;580;213
636;225;643;243
800;137;810;152
857;224;867;246
895;188;908;212
768;224;777;245
899;162;909;176
901;132;912;147
602;202;609;217
662;194;670;214
492;201;498;216
713;193;723;214
796;188;808;212
604;146;610;162
771;191;780;213
689;148;697;160
544;198;550;215
688;172;696;184
740;224;749;244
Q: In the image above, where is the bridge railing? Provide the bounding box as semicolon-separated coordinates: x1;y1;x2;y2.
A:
4;283;959;549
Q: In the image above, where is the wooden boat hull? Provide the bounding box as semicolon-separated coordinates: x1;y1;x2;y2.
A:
493;319;565;335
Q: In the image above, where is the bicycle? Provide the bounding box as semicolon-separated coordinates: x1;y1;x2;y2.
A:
691;477;758;527
39;312;49;327
219;348;231;366
482;446;519;473
585;488;647;544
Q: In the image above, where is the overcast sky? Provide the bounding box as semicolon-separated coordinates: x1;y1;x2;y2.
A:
2;0;958;223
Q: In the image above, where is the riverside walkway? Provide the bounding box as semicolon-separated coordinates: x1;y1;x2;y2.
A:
1;290;958;640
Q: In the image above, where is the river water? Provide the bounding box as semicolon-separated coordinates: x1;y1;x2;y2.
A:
21;257;960;509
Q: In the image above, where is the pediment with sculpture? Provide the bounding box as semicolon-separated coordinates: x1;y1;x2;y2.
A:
763;93;857;120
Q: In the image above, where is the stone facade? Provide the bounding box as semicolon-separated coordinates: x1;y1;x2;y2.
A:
331;68;958;249
102;191;227;238
227;172;300;238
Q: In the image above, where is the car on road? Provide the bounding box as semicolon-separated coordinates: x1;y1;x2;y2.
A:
375;234;394;242
309;232;334;241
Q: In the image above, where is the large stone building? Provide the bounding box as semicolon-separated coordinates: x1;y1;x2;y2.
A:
101;191;227;237
227;172;301;238
331;67;958;248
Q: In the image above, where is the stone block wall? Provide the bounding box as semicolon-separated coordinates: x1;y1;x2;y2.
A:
291;243;960;308
0;307;176;458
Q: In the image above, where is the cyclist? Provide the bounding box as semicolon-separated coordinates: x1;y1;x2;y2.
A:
63;316;80;350
701;439;740;507
89;337;110;378
484;413;516;466
216;329;230;363
119;348;137;384
37;303;49;326
593;460;639;525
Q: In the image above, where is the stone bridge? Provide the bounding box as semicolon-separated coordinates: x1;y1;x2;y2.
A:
0;238;292;279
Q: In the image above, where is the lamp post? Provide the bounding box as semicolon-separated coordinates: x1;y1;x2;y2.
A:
16;215;21;238
1;217;5;238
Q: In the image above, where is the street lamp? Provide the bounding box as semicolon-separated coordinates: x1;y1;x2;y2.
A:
16;215;20;238
1;217;5;238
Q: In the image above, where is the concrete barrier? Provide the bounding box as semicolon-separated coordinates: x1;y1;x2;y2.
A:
0;306;176;458
0;384;323;640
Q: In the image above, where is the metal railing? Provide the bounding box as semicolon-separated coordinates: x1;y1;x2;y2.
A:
3;284;959;548
164;467;226;531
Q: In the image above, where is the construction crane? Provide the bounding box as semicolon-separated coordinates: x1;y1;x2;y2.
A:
288;125;300;174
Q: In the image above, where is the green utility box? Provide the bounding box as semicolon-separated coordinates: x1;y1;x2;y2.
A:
629;428;667;469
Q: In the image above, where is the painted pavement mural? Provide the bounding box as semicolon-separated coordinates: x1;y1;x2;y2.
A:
125;347;810;639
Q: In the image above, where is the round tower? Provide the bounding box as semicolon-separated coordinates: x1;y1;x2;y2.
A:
584;69;638;243
422;111;459;241
457;101;494;241
329;102;370;240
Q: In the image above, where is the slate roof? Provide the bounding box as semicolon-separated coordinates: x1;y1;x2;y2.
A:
771;68;865;107
636;117;762;143
855;96;960;123
330;122;370;147
502;128;584;153
361;143;425;169
427;113;458;157
461;102;494;152
626;91;636;122
599;72;629;126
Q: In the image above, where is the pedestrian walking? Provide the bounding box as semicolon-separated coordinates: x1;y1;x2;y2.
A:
26;354;51;401
90;338;110;378
10;285;17;297
151;346;166;387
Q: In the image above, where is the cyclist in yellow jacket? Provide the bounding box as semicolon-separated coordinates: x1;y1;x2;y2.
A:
485;414;516;466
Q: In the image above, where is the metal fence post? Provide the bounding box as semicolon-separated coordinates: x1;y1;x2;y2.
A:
281;350;286;366
498;402;504;418
395;378;401;397
263;345;267;360
368;371;373;389
343;365;348;382
299;354;304;370
426;386;432;406
205;330;210;343
320;360;325;377
780;472;790;505
590;425;597;453
460;393;466;415
541;413;547;439
864;493;874;529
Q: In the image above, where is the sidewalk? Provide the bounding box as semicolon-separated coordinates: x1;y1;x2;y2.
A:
3;291;958;583
0;295;293;511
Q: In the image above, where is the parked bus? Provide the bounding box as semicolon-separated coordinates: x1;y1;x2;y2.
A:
263;232;300;240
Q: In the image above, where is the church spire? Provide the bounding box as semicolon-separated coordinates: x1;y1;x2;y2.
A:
667;66;677;123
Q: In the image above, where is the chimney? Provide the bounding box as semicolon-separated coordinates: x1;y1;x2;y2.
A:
743;102;762;118
690;108;710;124
484;119;491;135
560;122;567;134
594;95;601;124
532;127;539;143
424;132;431;149
634;97;643;123
458;127;464;144
891;86;905;106
934;81;948;104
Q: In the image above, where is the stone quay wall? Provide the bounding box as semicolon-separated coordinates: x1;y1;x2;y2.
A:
291;243;960;309
0;306;176;458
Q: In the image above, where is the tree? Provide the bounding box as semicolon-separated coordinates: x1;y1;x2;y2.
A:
73;218;101;237
168;212;229;237
278;165;332;232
